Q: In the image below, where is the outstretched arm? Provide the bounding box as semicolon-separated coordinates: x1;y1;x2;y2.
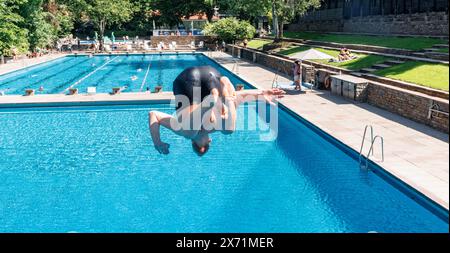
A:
235;88;285;107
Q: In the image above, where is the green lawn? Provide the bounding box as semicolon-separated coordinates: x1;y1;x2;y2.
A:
375;62;449;91
283;31;446;51
247;39;273;50
436;48;449;53
279;46;389;71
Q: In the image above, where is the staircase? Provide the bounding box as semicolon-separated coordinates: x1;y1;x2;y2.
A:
419;43;449;60
359;59;406;74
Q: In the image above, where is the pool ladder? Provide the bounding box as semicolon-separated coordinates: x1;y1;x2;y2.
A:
359;125;384;170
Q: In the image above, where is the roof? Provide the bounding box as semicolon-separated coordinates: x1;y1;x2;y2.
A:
182;13;220;21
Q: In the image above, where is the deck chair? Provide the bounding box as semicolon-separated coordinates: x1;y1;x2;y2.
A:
104;45;112;52
87;87;96;95
272;73;295;90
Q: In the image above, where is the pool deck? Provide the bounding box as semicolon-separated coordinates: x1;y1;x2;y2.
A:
0;53;68;76
0;51;448;210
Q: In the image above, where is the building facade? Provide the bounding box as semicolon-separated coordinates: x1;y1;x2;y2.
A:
289;0;449;36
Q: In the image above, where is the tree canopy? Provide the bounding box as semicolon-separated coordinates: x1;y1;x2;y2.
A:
0;0;321;56
0;0;29;56
203;17;256;43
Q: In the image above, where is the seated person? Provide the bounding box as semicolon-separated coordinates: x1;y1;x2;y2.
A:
344;48;357;59
338;48;349;61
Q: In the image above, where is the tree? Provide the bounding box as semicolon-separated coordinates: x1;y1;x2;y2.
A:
220;0;271;24
123;0;154;35
45;0;75;39
203;17;256;43
68;0;134;50
17;0;74;52
0;0;29;58
271;0;321;40
211;0;321;40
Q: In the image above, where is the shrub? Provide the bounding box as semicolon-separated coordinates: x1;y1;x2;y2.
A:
203;17;256;43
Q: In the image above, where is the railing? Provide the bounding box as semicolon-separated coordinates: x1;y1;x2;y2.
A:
359;125;384;170
428;102;449;119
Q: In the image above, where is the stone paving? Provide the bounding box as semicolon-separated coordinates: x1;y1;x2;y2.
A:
210;51;449;210
0;53;67;76
0;51;448;210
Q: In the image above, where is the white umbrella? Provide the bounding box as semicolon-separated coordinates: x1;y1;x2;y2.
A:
290;49;333;60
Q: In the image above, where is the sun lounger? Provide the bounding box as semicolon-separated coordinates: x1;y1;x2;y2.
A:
274;81;296;90
104;45;112;52
272;73;295;90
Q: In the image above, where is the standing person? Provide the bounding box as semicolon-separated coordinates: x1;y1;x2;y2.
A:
293;60;302;91
11;47;18;61
68;40;73;53
56;41;62;53
221;41;226;52
243;39;248;48
76;37;80;51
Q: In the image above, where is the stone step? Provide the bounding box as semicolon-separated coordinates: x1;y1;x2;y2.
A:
433;44;449;49
360;68;377;73
350;72;364;77
412;52;427;56
385;60;406;65
424;48;440;51
372;63;392;69
426;51;449;56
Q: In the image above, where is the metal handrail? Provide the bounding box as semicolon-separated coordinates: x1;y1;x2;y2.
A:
359;125;374;166
428;102;449;119
361;135;385;170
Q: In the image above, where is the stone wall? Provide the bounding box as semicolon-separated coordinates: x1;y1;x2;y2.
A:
289;12;449;36
343;12;449;36
288;20;344;33
367;84;449;133
150;36;216;47
225;45;449;133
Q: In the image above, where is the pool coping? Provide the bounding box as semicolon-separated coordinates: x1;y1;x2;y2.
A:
204;54;450;220
0;52;448;221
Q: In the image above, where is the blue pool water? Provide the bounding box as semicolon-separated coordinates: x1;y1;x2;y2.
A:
0;54;250;95
0;103;447;233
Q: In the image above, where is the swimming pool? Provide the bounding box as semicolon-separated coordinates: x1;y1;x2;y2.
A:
0;54;250;95
0;103;447;233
